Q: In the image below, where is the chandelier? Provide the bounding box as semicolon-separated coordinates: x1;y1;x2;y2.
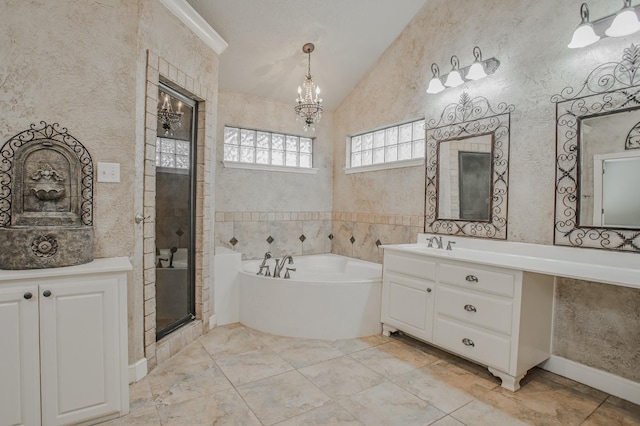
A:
294;43;324;132
157;91;183;135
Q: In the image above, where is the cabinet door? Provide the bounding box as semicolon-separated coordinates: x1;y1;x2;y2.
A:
39;277;121;426
382;272;435;341
0;286;40;426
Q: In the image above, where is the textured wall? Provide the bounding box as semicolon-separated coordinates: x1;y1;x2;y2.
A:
215;91;333;259
1;0;220;364
331;0;640;382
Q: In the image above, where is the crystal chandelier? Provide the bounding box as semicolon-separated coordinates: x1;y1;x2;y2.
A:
294;43;324;132
157;91;183;136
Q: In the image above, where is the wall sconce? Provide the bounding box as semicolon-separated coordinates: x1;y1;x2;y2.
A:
568;1;640;48
426;47;500;94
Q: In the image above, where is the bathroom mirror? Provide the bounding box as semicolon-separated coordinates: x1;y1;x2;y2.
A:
425;92;514;239
552;44;640;252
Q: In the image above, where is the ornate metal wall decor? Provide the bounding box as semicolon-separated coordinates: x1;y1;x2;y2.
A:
424;92;514;239
0;122;95;269
626;120;640;149
552;44;640;252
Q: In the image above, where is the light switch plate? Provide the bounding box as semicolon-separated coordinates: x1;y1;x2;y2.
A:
97;162;120;183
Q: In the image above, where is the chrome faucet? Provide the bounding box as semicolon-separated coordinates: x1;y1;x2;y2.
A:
273;255;294;278
427;236;443;249
257;251;272;276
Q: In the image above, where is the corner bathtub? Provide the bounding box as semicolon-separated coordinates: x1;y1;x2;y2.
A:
239;254;382;340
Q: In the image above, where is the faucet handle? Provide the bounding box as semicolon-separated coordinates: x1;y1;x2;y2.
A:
264;265;271;277
284;267;296;279
427;238;434;248
446;241;456;251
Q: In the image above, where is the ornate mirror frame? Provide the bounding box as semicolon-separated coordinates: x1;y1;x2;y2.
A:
425;92;514;239
552;44;640;252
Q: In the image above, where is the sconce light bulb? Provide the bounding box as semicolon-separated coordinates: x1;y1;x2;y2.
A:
605;6;640;37
568;23;600;48
466;62;488;80
444;70;464;88
426;77;445;94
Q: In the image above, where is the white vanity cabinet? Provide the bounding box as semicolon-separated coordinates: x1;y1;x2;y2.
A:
0;258;131;426
382;248;554;391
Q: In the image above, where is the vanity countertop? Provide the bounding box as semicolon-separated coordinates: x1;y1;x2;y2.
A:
0;256;133;282
382;235;639;289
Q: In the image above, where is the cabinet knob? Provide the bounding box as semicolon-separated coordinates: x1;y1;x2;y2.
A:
464;304;477;312
462;338;475;347
465;275;479;283
427;288;432;293
43;290;52;297
24;292;33;300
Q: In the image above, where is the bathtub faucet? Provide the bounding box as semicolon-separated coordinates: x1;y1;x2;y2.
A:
273;255;294;278
169;247;177;268
257;251;272;276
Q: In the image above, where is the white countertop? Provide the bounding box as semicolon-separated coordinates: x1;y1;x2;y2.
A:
382;234;639;290
0;257;133;282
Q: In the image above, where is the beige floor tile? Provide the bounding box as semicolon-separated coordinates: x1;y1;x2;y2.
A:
156;388;261;426
274;401;363;426
126;378;157;416
237;370;331;425
338;381;446;426
199;323;266;359
581;396;640;426
299;356;386;399
393;365;477;413
430;416;467;426
158;340;212;369
263;335;344;368
330;334;391;354
348;341;438;378
215;347;294;386
97;408;161;426
474;371;607;426
147;359;232;406
452;400;530;426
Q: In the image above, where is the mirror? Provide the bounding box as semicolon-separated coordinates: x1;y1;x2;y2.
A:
425;93;514;239
552;44;640;252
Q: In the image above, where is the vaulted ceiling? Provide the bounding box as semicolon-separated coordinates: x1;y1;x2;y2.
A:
186;0;428;110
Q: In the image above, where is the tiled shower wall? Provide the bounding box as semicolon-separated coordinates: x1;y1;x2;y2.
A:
214;211;332;260
332;212;423;263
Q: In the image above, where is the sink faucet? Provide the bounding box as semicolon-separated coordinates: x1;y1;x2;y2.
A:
427;236;443;249
257;251;272;276
274;255;294;278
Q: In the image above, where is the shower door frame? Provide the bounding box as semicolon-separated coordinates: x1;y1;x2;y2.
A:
155;82;198;341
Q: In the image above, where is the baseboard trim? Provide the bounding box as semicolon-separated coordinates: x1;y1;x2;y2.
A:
540;355;640;405
209;314;217;330
128;358;148;384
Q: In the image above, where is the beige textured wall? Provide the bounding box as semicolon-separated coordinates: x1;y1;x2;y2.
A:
1;0;219;364
215;91;333;259
332;0;640;381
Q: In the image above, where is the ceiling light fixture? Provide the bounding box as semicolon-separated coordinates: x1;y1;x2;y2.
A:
157;91;183;136
568;1;640;48
426;47;500;95
294;43;323;132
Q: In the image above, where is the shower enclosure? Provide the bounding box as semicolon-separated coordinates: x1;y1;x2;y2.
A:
155;83;197;339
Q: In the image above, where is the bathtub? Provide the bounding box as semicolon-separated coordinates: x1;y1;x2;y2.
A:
239;254;382;340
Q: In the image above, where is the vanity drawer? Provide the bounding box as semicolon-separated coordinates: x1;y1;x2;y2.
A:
434;317;511;372
436;285;513;335
439;262;515;297
384;252;436;281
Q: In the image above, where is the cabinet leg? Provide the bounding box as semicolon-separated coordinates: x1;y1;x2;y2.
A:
382;324;397;337
488;367;526;392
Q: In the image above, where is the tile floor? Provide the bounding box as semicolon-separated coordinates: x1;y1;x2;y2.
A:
101;323;640;426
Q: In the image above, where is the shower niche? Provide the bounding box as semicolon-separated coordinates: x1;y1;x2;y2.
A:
0;122;94;269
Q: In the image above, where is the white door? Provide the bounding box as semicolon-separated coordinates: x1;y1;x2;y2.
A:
0;285;40;426
39;277;121;426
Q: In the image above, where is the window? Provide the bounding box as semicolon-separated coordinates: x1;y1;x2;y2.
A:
156;137;191;170
223;126;313;169
347;119;425;171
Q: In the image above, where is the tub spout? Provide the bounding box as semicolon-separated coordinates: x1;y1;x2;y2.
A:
274;255;294;278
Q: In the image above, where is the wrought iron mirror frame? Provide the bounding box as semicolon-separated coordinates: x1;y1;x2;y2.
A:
425;92;514;239
552;44;640;252
0;121;94;227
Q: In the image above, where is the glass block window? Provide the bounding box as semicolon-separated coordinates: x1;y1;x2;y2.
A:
156;137;190;170
224;126;313;169
349;119;425;168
